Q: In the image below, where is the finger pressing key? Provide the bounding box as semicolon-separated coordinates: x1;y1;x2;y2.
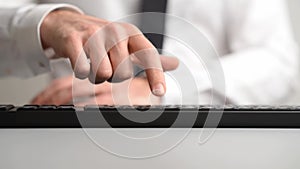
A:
128;34;166;96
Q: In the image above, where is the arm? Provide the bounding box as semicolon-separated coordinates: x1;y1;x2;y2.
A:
222;0;299;104
0;4;82;77
0;4;179;96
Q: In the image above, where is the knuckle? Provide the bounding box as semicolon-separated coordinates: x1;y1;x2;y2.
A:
105;22;127;49
97;68;113;81
122;23;136;29
62;31;78;43
122;23;141;34
107;22;126;39
108;22;120;34
75;65;90;79
87;25;100;36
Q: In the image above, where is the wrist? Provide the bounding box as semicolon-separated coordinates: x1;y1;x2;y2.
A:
40;9;81;49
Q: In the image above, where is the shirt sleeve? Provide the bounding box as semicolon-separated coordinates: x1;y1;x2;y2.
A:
0;3;83;78
221;0;299;104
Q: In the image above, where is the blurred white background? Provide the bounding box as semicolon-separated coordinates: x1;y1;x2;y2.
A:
0;0;300;105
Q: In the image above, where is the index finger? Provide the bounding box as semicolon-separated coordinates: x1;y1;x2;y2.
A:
128;34;166;96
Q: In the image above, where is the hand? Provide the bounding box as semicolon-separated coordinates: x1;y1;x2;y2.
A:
41;10;179;96
31;75;160;106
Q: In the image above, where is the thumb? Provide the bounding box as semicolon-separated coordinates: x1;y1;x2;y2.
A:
160;55;179;71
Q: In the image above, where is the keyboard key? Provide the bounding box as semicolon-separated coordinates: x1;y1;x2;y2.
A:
84;105;101;110
134;105;151;111
85;105;118;110
57;105;75;111
39;105;57;110
0;105;14;111
18;105;39;110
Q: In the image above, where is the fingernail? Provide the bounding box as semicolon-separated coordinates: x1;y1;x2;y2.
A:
152;83;165;96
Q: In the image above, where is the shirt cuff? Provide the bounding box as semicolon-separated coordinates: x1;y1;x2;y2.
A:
12;4;83;76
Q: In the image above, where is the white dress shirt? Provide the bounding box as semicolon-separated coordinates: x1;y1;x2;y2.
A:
0;0;298;104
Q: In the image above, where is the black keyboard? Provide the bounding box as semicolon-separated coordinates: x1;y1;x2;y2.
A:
1;104;300;128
